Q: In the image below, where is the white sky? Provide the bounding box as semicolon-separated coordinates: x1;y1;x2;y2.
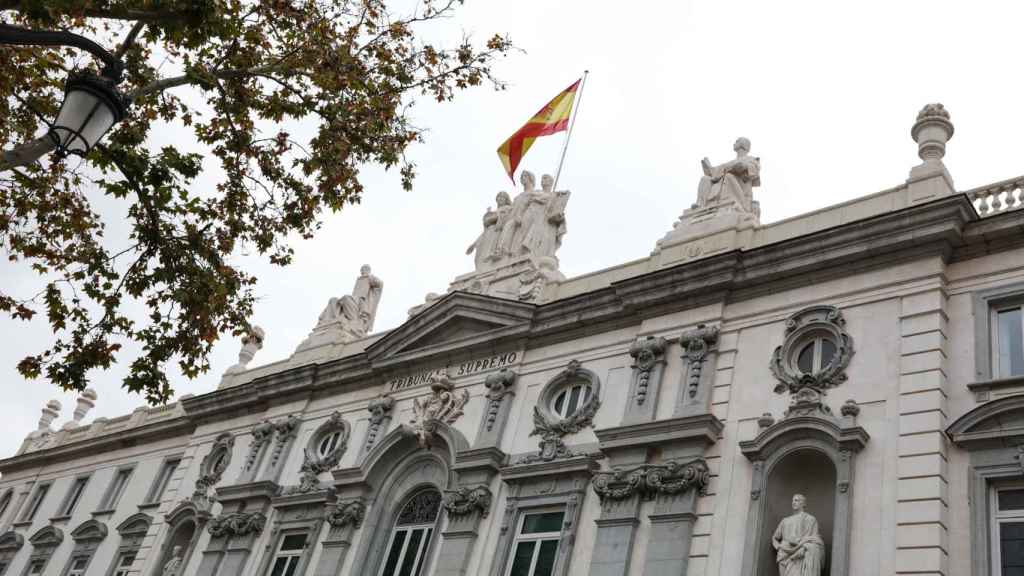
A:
2;0;1023;459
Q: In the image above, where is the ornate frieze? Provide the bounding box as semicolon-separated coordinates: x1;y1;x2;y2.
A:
326;499;366;529
442;485;492;518
484;369;517;432
679;324;719;401
628;336;667;406
410;374;469;449
591;459;710;502
770;305;853;396
207;511;266;538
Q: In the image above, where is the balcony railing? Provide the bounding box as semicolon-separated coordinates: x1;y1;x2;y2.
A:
966;175;1024;217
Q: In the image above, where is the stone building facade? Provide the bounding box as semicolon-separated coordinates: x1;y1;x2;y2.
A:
0;104;1023;576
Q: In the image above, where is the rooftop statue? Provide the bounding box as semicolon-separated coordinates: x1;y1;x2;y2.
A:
315;264;383;339
696;136;760;217
466;191;512;270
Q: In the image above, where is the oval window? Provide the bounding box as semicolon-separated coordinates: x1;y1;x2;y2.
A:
552;381;592;419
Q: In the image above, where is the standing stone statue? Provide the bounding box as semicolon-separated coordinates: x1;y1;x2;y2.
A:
315;264;383;339
162;546;183;576
772;493;825;576
515;172;568;259
466;191;512;271
696;136;760;216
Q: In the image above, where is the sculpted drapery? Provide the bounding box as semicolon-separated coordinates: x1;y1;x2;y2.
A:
696;136;760;214
316;264;383;337
772;494;825;576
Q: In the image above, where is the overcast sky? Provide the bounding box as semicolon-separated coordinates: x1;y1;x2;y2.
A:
2;0;1023;459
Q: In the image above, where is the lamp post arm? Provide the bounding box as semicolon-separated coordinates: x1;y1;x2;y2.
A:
0;23;123;81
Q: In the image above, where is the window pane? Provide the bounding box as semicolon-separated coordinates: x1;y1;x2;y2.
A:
281;533;307;551
567;386;582;416
270;557;289;576
534;539;559;576
120;552;136;566
999;308;1024;377
381;530;407;576
282;556;301;576
522;512;564;534
396;528;424;576
797;342;815;373
507;541;536;576
1000;490;1024;511
64;478;88;515
820;339;837;367
553;391;565;416
413;528;432;576
1001;521;1024;573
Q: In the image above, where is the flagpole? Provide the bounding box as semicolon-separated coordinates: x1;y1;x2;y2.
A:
552;70;588;190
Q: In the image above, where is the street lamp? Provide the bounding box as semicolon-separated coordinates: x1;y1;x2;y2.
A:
0;23;130;157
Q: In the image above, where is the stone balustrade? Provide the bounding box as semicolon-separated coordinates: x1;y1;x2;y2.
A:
966;175;1024;216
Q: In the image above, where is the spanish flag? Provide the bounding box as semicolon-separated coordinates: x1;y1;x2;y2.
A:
497;78;581;181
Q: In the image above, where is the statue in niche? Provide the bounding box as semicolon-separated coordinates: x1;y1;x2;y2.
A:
161;546;183;576
493;171;569;262
772;493;825;576
696;136;760;217
315;264;383;339
467;191;513;271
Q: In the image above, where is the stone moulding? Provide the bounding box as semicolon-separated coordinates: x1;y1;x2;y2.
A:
207;511;267;538
326;498;366;529
591;459;710;502
442;485;492;518
770;305;854;396
243;420;275;473
628;336;667;406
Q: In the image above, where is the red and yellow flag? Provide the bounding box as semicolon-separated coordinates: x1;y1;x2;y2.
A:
497;78;581;181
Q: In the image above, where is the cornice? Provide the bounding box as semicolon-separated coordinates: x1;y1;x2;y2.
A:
595;414;724;454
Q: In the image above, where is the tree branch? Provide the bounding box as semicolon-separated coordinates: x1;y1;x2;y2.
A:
0;135;55;172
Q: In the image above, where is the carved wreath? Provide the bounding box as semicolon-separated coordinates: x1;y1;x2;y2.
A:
295;411;350;493
769;305;854;395
521;360;601;463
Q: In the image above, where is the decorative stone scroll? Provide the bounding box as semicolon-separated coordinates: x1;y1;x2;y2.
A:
242;420;275;478
270;416;299;468
675;324;720;417
207;512;267;538
484;369;517;432
326;498;366;529
591;459;710;502
410;374;469;449
770;305;853;396
628;336;667;408
442;485;492;519
521;360;601;464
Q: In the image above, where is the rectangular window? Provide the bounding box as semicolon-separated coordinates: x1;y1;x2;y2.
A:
146;458;180;504
99;468;134;511
993;486;1024;575
268;532;308;576
59;477;90;517
26;560;45;575
19;483;50;523
65;556;89;576
995;304;1024;378
504;510;564;576
112;552;135;576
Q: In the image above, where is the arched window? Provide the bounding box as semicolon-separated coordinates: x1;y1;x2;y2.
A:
378;489;441;576
316;430;342;460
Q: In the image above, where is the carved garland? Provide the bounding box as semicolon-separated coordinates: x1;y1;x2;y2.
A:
207;512;267;537
591;459;710;502
770;305;854;395
628;336;667;406
442;486;493;518
680;324;720;400
484;369;517;431
326;499;366;529
410;374;469;449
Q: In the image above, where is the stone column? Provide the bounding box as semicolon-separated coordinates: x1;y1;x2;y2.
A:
645;488;700;576
194;511;267;576
589;491;641;576
621;336;668;425
674;325;720;417
315;498;365;576
895;286;950;575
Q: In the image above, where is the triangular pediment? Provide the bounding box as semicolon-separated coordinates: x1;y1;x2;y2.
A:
367;292;535;361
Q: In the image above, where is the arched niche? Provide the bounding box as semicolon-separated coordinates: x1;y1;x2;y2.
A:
739;408;868;576
340;421;467;573
947;394;1024;575
157;500;206;575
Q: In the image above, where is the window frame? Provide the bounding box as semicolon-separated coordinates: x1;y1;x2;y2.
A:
973;284;1024;382
0;490;12;526
503;507;564;576
990;483;1024;576
19;483;51;524
62;554;91;576
991;301;1024;380
266;530;310;576
143;456;182;506
56;476;91;519
97;466;135;513
109;551;136;576
377;488;442;576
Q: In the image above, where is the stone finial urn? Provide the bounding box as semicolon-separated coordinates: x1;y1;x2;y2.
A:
911;103;954;164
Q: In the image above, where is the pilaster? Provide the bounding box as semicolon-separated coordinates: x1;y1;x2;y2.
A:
895;287;949;576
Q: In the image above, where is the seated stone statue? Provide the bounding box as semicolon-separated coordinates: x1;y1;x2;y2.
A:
314;264;383;340
772;493;825;576
696;136;760;215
